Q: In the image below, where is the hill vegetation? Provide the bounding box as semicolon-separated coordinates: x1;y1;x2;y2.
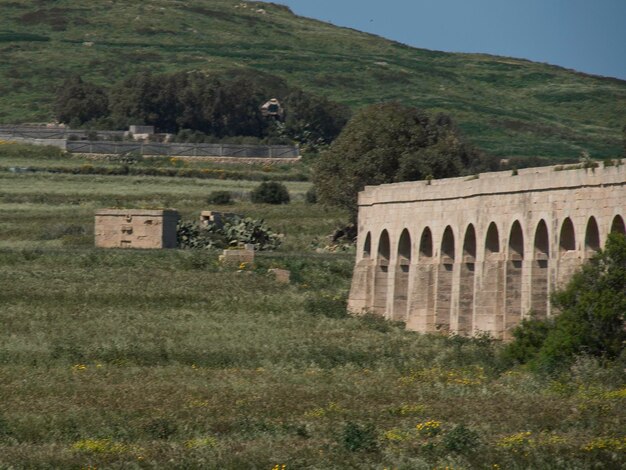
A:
0;0;625;159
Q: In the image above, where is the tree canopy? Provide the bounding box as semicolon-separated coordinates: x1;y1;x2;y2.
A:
55;69;350;145
54;76;109;127
313;102;498;219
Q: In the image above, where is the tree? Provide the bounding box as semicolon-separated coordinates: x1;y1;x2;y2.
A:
55;68;351;140
503;233;626;372
210;76;269;138
313;102;496;219
282;89;350;149
55;76;109;126
108;71;181;132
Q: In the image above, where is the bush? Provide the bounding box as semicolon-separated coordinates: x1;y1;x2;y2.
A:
341;422;378;452
304;293;348;319
442;424;481;453
305;186;317;204
503;233;626;372
143;418;177;440
207;190;233;205
501;316;553;366
250;181;290;204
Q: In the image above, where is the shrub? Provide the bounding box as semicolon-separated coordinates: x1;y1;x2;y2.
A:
503;233;626;372
0;414;12;440
501;316;553;366
341;421;378;452
305;186;317;204
535;235;626;371
304;293;348;319
442;424;480;453
207;190;233;205
250;181;290;204
143;418;177;440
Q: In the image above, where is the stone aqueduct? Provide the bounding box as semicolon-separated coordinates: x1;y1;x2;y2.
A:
347;162;626;339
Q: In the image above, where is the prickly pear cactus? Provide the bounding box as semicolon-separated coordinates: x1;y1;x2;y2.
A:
177;215;282;250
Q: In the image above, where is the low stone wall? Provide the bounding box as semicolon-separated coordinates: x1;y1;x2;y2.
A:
0;134;67;149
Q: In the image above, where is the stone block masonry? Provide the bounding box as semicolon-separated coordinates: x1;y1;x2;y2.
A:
219;247;255;268
348;162;626;339
95;209;179;249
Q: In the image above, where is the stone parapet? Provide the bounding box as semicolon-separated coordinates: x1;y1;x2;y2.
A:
359;161;625;207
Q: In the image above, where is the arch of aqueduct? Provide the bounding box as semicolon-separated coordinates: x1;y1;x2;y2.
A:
348;162;626;339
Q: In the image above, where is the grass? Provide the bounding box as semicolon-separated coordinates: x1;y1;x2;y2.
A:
0;0;625;160
0;145;625;468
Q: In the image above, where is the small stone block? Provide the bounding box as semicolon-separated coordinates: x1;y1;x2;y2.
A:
219;248;255;268
200;211;237;229
95;208;178;249
268;268;290;284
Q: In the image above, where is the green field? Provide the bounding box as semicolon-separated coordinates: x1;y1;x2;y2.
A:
0;0;625;160
0;145;624;468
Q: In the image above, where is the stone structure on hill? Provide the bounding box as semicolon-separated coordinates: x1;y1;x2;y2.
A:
348;162;626;339
95;209;179;249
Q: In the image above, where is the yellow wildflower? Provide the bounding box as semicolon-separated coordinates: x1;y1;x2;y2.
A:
415;420;441;437
581;436;626;452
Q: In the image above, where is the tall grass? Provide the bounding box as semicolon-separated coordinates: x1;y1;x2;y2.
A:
0;149;624;467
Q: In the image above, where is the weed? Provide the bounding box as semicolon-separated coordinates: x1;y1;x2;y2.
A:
304;293;348;319
443;424;481;453
341;421;378;452
143;418;177;440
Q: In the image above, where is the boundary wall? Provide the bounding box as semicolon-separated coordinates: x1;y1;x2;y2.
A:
348;162;626;339
0;126;300;159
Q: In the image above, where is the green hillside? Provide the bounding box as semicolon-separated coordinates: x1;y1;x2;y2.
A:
1;0;625;159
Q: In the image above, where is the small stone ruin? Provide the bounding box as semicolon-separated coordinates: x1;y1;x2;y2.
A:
200;210;237;229
219;244;255;268
95;209;179;249
268;268;290;284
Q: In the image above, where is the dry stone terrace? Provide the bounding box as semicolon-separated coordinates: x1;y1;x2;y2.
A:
348;162;626;339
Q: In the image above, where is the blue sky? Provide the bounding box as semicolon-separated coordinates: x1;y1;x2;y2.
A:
276;0;626;81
